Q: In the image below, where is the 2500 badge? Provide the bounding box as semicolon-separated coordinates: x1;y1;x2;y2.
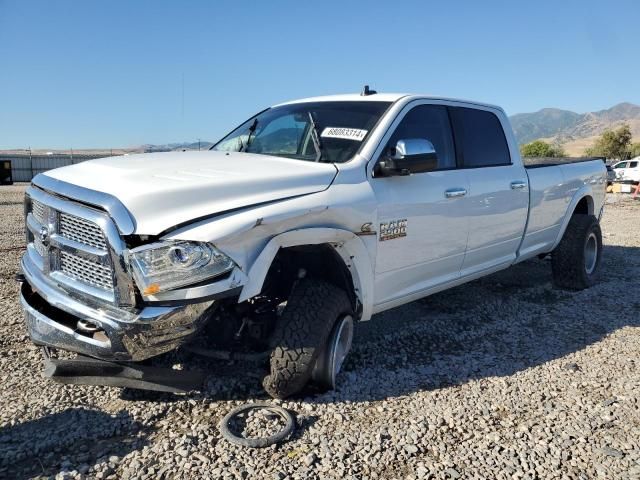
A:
379;219;407;241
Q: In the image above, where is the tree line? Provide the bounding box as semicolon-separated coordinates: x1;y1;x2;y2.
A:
520;124;640;160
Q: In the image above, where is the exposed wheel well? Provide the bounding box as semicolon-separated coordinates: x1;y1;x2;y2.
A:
261;244;359;315
573;196;593;216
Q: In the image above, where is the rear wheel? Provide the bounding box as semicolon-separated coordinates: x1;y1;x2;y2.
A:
262;278;353;399
552;214;602;290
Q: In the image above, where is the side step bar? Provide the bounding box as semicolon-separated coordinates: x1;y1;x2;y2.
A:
43;350;206;393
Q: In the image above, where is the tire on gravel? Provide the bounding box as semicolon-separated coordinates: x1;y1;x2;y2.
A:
552;214;602;290
263;277;352;399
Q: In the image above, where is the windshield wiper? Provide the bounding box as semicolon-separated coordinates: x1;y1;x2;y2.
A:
238;118;259;152
245;118;259;150
307;112;323;162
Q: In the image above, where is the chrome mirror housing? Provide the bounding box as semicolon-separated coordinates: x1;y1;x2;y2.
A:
393;139;436;160
376;138;438;177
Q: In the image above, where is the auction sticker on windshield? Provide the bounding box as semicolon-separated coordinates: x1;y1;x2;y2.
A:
321;127;368;141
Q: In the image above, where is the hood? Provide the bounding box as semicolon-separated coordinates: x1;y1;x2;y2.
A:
42;150;338;234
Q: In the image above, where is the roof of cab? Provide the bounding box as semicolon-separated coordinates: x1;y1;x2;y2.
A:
274;92;504;113
275;93;408;106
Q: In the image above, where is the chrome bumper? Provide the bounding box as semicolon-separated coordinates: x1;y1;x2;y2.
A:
19;255;215;361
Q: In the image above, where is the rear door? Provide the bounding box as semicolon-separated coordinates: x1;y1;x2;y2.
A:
370;103;470;307
449;106;529;276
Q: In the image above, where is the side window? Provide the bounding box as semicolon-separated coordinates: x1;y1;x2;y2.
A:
629;161;638;168
386;105;456;170
450;107;511;167
614;162;627;169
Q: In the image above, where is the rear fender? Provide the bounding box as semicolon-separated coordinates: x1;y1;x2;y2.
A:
550;186;594;251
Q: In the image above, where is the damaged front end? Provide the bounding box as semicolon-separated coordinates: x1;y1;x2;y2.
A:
18;178;248;391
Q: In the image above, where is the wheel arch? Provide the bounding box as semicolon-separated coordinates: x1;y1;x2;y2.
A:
238;228;375;321
573;195;594;216
551;189;595;251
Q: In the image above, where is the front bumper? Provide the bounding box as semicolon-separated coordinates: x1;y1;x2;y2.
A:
42;350;207;393
19;255;215;362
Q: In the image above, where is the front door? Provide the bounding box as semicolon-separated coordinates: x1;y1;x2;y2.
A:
370;103;470;307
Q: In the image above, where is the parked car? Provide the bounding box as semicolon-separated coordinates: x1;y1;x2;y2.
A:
611;158;640;183
18;90;607;398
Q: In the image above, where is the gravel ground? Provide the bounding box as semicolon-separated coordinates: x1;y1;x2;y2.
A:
0;183;638;480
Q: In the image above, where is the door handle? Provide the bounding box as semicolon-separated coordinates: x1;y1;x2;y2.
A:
511;181;527;190
445;188;467;198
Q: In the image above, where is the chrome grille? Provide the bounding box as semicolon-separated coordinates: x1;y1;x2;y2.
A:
59;212;107;250
25;190;119;302
60;251;114;290
32;199;46;224
34;236;46;257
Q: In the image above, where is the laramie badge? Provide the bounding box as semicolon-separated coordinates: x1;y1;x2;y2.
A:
379;219;407;241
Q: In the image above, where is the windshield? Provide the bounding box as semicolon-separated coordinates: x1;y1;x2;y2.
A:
212;101;391;163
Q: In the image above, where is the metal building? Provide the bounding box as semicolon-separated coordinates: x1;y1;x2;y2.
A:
0;152;120;182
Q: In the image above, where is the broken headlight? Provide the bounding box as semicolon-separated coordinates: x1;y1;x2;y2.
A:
129;241;235;295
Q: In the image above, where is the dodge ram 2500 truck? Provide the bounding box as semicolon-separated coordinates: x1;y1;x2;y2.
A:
18;90;607;398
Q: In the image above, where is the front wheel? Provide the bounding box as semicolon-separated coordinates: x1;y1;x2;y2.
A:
262;278;353;399
552;214;602;290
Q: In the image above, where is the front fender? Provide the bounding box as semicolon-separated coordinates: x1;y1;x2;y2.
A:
238;228;375;321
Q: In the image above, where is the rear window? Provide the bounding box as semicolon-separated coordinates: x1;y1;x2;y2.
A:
450;107;511;167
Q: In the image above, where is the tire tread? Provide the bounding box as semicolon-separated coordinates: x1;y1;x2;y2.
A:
263;278;351;399
552;214;602;290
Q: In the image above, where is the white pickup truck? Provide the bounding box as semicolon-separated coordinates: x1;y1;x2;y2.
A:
19;90;607;398
611;157;640;183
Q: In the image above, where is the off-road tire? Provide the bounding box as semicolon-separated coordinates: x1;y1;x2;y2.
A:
262;278;352;399
552;214;602;290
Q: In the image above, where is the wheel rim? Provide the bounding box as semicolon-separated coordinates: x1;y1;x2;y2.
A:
328;315;354;387
584;232;598;275
312;314;354;389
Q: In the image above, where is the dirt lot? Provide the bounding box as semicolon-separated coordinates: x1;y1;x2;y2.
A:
0;184;638;480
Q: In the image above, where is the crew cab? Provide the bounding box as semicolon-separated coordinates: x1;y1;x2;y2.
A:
18;90;607;398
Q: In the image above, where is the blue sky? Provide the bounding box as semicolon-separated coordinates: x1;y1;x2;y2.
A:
1;0;638;149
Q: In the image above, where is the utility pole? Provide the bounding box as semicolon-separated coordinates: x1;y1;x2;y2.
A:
29;146;33;180
198;138;201;151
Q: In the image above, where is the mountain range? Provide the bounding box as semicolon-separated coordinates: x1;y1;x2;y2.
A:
509;102;640;156
142;141;214;152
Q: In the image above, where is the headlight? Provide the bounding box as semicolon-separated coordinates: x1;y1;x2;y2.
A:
129;241;235;295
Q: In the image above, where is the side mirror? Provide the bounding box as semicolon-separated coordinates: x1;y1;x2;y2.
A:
376;139;438;177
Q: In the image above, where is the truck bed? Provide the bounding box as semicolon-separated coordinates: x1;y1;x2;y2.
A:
523;156;605;169
518;156;606;261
